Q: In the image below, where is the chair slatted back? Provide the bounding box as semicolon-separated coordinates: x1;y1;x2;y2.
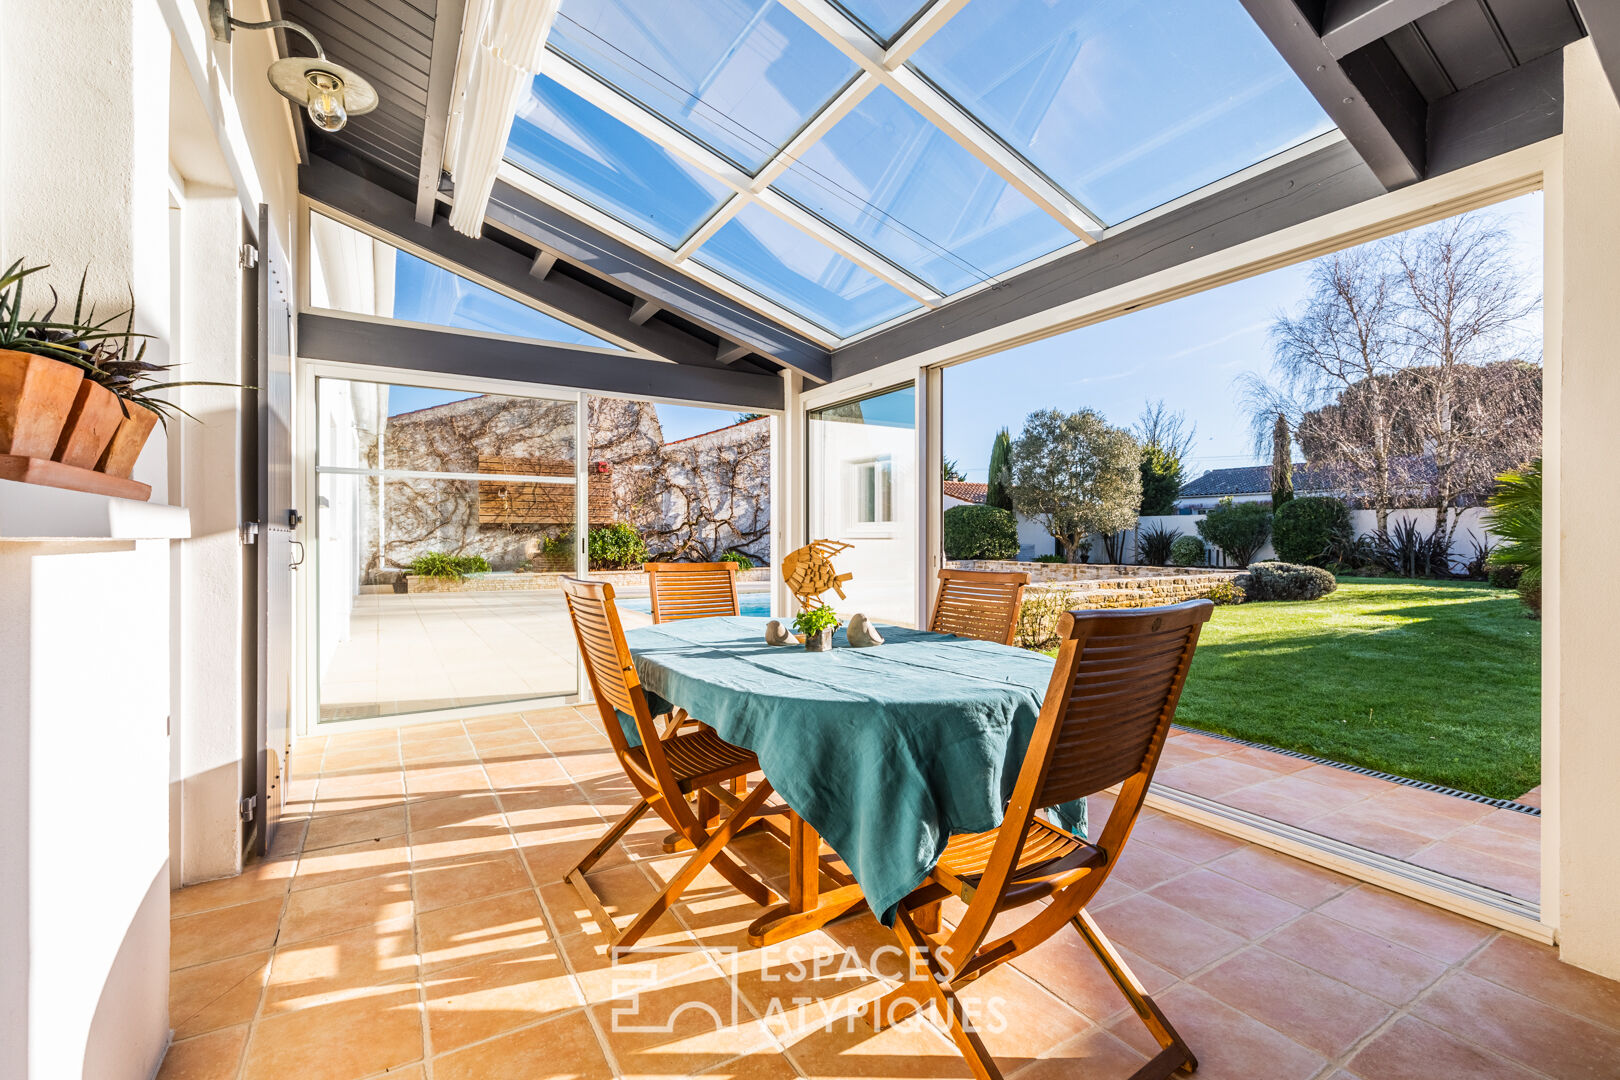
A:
646;562;741;623
1032;602;1212;809
561;576;649;757
929;569;1029;645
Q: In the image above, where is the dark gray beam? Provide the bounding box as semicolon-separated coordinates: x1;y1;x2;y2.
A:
485;182;831;382
300;314;784;410
302;156;752;371
415;0;465;226
716;342;751;365
1241;0;1426;188
1573;0;1620;108
1321;0;1452;59
831;140;1385;380
1427;49;1562;176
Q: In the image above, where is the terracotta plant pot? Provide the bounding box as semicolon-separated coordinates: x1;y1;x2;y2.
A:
52;379;124;469
0;349;84;458
97;401;159;479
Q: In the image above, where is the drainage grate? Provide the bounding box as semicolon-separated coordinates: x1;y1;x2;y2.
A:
1170;725;1540;816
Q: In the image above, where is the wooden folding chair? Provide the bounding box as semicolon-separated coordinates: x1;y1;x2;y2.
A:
866;599;1216;1080
561;576;778;951
929;568;1030;645
645;560;741;622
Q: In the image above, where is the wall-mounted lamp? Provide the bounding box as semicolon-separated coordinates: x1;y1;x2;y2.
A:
209;1;378;133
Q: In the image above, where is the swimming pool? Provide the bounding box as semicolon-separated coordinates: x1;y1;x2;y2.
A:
619;592;772;617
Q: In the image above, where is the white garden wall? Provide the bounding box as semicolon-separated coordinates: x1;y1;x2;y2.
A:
1134;507;1497;568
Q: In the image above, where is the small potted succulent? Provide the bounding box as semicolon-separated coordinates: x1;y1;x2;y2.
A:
792;605;840;652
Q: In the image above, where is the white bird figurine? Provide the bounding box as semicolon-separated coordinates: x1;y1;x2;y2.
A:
846;613;884;648
763;619;795;646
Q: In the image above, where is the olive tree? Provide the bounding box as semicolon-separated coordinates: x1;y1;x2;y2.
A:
1010;409;1141;562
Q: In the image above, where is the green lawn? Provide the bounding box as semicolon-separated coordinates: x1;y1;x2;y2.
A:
1169;579;1540;801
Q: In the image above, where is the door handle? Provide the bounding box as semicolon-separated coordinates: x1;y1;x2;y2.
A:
289;539;305;570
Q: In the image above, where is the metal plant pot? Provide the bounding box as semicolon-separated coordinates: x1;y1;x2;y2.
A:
804;627;834;652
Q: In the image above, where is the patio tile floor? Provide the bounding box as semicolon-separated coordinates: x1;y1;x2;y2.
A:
162;707;1602;1080
1156;729;1540;903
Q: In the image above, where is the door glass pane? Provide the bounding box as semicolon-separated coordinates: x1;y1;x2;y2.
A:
771;86;1073;294
506;75;731;246
693;202;920;336
910;0;1334;224
551;0;858;172
314;378;580;723
809;384;916;625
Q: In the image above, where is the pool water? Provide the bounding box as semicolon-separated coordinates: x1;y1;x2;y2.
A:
620;592;772;617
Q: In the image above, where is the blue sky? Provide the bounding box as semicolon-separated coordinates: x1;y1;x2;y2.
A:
943;192;1544;483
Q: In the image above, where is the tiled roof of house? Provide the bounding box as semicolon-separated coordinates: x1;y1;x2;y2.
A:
1178;463;1338;499
943;481;988;504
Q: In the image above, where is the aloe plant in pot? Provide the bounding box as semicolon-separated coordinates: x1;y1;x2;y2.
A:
0;260;233;498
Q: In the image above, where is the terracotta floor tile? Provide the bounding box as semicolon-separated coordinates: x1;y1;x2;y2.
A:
240;984;424;1080
540;867;691;945
316;770;406;805
170;951;271;1038
292;834;412;892
1014;1026;1150;1080
1191;947;1393;1056
432;1010;613;1080
1154;757;1276;798
266;818;307;860
485;756;569;789
1165;730;1240;756
1513;785;1541;809
171;857;295;918
560;929;719;1005
1316;887;1494;964
1205;845;1354;908
1218;742;1316;775
1147;867;1304;940
423;945;582;1054
1106;840;1198;892
1345;1015;1544;1080
1008;924;1178;1025
413;850;531;912
779;1011;971;1079
263;917;418;1013
1261;913;1448;1004
321;745;402;771
1218;784;1335;828
1088;893;1246;978
693;1051;806;1080
326;729;401;751
1237;772;1374;817
418;888;551;972
411;822;519;860
172;897;284;970
407;791;503;831
279;872;414;944
156;1024;249;1080
957;964;1091;1063
302;803;408;852
1471;807;1541;841
1107;983;1327;1080
1465;932;1620;1030
522;831;631;884
1412;971;1620;1080
1129;814;1247;866
1373;784;1495;828
404;764;490;799
1307;813;1433;860
1407;841;1539;902
1293;763;1402;798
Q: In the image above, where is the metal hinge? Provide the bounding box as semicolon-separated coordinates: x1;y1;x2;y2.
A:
239;243;259;270
239;795;257;823
240;521;260;545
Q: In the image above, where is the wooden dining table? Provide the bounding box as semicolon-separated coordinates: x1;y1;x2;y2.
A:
620;615;1086;944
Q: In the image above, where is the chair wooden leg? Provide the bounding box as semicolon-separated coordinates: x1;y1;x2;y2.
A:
1072;910;1197;1077
615;780;778;952
866;907;1002;1080
563;797;653;943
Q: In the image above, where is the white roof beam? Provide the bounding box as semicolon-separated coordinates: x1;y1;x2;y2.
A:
675;193;747;259
883;0;974;68
777;0;1104;241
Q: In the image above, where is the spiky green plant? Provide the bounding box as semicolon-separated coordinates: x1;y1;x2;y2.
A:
1485;459;1541;615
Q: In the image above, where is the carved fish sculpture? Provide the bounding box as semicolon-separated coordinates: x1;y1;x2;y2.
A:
782;540;854;610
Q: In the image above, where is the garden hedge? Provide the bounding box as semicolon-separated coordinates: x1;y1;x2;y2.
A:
1271;496;1351;566
1238;561;1338;602
943;504;1020;560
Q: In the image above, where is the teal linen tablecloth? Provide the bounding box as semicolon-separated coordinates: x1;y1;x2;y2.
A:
620;616;1085;925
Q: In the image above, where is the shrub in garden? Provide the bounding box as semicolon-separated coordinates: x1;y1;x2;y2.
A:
1200;578;1246;605
1032;553;1067;564
720;551;754;571
1488;563;1525;590
1136;522;1179;566
1367;519;1452;578
943;504;1020;560
1486;459;1541;619
410;552;490;580
1014;587;1080;649
1169;534;1205;567
1195;499;1271;567
1272;496;1351;566
587;523;648;570
1239;561;1337;602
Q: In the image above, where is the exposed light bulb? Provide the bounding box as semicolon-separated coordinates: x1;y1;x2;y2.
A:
305;70;348;133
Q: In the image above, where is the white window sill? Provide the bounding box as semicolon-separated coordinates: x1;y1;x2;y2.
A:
0;478;191;541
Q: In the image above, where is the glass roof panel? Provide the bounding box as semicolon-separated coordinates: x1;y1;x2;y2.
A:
308;213;618;349
506;74;731;246
832;0;928;43
550;0;859;173
771;86;1073;294
693;202;920;336
911;0;1335;225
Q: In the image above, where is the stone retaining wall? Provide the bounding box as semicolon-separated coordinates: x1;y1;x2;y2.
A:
948;559;1238;584
404;567;772;593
